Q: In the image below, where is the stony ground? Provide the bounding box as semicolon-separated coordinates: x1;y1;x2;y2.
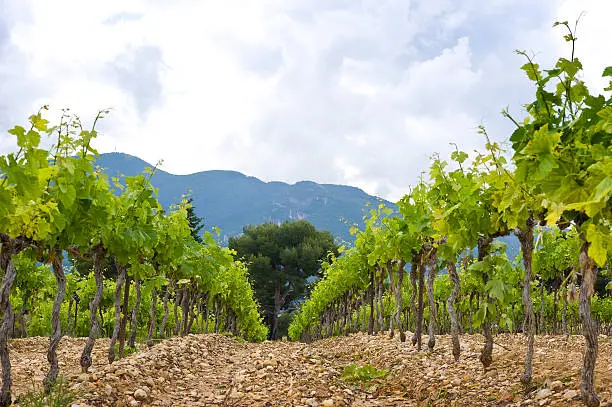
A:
6;332;612;407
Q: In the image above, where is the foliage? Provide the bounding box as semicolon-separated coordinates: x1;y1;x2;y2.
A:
468;242;515;331
534;228;581;280
289;20;610;340
0;108;269;406
15;377;76;407
229;220;338;339
340;363;389;382
114;344;138;357
185;197;204;243
507;26;611;266
288;21;610;405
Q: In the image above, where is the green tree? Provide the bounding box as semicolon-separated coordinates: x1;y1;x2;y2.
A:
185;197;204;243
229;220;338;339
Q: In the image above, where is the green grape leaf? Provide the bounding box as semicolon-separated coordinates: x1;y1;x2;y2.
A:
485;278;506;301
451;150;469;164
545;201;565;225
585;224;608;267
473;305;486;327
597;107;612;133
468;261;485;273
489;240;507;252
591;177;612;204
556;58;580;78
29;113;49;131
521;62;540;82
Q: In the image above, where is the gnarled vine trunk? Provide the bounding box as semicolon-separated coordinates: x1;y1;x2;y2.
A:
376;267;384;333
204;296;210;332
391;261;406;342
173;289;182;336
16;290;30;338
0;246;18;407
108;260;127;364
66;297;73;337
342;294;349;335
478;236;494;369
367;270;374;335
415;257;426;351
578;240;600;407
409;261;418;344
553;287;559;334
372;271;380;334
73;292;80;336
117;276;131;358
181;288;190;336
213;298;221;333
516;221;536;385
447;261;461;361
426;249;438;352
128;278;141;348
539;282;545;335
186;290;197;335
80;246;105;372
160;284;171;337
196;295;204;333
204;294;210;333
146;287;157;346
44;252;67;391
562;284;569;337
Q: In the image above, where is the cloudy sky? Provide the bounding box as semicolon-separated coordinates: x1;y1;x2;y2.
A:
1;0;610;201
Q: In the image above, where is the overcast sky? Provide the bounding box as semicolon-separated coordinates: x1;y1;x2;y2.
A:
1;0;610;201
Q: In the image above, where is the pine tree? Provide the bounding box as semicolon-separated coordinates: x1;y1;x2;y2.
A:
229;220;339;339
186;197;204;243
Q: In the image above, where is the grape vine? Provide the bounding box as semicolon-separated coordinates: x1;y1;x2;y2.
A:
0;110;267;406
289;22;611;407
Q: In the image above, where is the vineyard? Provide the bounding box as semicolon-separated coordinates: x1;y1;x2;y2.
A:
288;22;611;407
0;107;268;406
0;20;610;407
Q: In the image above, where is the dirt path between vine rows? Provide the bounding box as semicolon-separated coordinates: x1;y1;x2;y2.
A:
6;332;612;406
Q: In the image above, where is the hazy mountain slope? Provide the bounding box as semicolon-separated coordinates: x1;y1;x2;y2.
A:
95;152;390;243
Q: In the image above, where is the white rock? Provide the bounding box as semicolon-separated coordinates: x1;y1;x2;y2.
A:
563;389;579;400
264;359;278;367
549;380;564;391
133;388;148;401
535;388;552;400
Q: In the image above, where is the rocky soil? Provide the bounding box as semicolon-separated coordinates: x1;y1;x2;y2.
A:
6;332;612;406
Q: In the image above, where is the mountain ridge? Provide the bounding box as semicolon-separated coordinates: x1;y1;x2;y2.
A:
99;153;375;193
95;152;392;244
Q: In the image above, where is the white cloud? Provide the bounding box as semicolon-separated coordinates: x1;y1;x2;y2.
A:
0;0;610;202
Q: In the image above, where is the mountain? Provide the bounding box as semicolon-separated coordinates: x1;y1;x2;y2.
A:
95;153;391;244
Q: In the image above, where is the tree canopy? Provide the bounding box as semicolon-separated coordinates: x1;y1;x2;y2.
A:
229;220;339;339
